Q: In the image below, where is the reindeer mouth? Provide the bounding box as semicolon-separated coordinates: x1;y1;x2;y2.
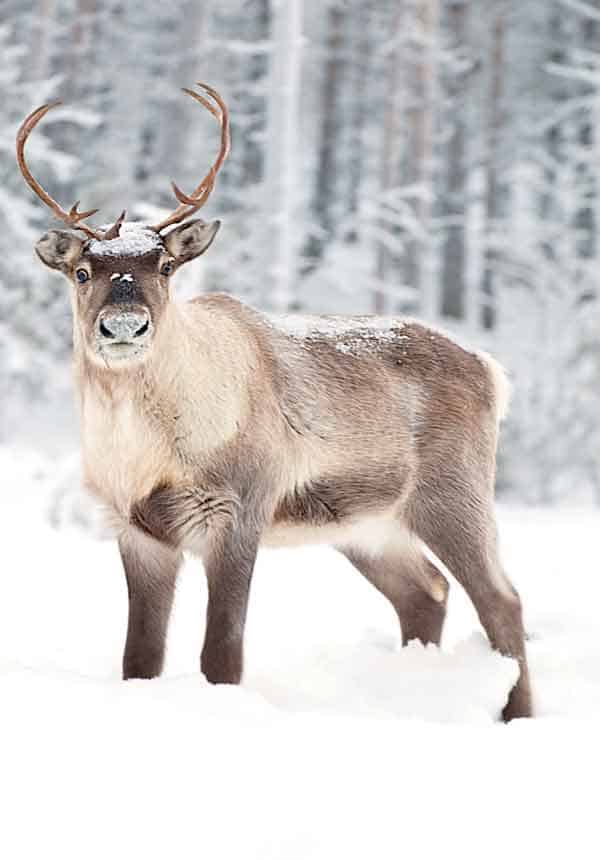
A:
97;340;150;365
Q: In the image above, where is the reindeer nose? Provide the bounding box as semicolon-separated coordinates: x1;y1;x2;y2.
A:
99;310;150;341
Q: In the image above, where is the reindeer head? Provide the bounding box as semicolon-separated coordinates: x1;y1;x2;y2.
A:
17;83;229;368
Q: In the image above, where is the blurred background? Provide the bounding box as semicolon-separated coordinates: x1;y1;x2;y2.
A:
1;0;599;505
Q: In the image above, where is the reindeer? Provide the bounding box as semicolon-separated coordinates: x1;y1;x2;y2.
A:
17;83;531;720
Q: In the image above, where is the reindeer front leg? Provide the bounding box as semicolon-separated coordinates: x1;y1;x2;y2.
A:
119;529;182;680
130;482;263;685
200;521;261;685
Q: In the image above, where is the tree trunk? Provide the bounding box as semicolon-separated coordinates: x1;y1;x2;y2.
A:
67;0;97;100
24;0;55;83
264;0;303;310
240;0;270;186
397;0;440;318
345;1;371;243
441;1;467;319
414;0;441;320
375;3;405;314
156;0;210;188
304;4;344;270
481;2;507;330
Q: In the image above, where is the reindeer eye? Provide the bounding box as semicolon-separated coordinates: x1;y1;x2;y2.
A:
160;261;174;277
75;268;89;284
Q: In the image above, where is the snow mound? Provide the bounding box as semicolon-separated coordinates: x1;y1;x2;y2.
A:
2;448;600;858
250;632;518;723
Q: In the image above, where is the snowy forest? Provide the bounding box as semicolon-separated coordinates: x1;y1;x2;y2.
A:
1;0;600;504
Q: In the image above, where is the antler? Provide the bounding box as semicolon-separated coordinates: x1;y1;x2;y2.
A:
151;82;230;234
17;83;229;241
16;101;124;240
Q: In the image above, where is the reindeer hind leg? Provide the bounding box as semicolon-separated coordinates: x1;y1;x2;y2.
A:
340;540;449;647
407;483;531;721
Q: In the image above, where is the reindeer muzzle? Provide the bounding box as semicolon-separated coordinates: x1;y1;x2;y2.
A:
98;309;150;343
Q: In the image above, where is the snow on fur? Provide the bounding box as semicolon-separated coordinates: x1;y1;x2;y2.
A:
268;313;406;338
88;222;163;257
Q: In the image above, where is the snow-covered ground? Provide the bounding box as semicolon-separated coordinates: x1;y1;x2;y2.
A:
1;447;599;859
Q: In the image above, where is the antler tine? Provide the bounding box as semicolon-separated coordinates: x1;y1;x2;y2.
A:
16;101;103;240
181;88;220;119
103;209;127;241
68;200;100;221
151;82;230;233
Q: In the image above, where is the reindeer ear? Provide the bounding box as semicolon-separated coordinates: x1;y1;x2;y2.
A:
163;219;220;265
35;230;85;272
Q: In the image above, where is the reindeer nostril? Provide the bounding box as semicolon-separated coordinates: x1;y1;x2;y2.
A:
134;320;149;338
99;319;115;338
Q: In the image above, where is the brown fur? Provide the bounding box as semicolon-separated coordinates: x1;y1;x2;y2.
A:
35;223;531;721
342;547;449;646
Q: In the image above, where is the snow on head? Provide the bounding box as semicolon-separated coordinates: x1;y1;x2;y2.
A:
87;222;164;258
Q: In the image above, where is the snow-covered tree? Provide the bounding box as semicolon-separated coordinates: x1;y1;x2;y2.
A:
1;0;600;501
